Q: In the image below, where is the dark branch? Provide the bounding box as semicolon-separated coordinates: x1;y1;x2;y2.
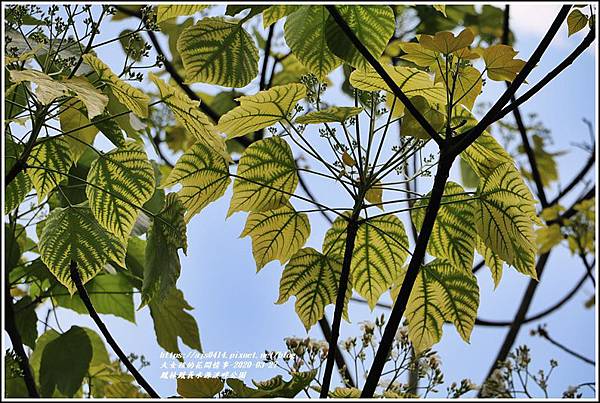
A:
533;325;595;366
497;28;596;121
5;285;39;397
70;261;160;398
451;5;571;157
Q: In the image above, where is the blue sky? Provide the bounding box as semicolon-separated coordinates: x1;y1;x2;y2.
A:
7;3;597;398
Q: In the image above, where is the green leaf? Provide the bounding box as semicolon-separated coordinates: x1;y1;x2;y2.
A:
83;54;149;118
324;214;410;308
412;182;477;272
53;274;135;322
86;141;155;240
149;288;202;359
150;74;228;160
177;17;259;87
39;326;92;397
403;259;479;353
162;142;231;223
349;65;447;114
433;5;447;17
325;5;395;69
5;136;32;213
399;42;439;67
155;4;208;24
400;95;445;139
227;370;316;398
59;100;100;160
262;5;300;28
27;137;73;202
225;5;268;19
142;193;187;304
420;28;475;54
433;64;482;110
284;6;342;80
277;247;349;330
295;106;363;124
329;387;362;398
567;9;589;36
365;181;384;209
13;296;38;349
481;44;526;82
461;131;514;178
216;83;306;140
460;157;479;188
241;203;310;271
39;202;127;293
177;377;224;398
229;136;298;216
60;76;109;119
476;236;504;288
475;162;538;279
9;69;65;106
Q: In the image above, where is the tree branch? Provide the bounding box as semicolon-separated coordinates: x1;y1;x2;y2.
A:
497;28;596;121
5;284;39;397
533;325;595;366
361;154;454;397
69;261;160;398
320;204;362;397
297;171;357;388
451;5;571;157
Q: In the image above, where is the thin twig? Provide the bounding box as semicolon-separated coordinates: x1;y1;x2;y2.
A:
70;261;160;398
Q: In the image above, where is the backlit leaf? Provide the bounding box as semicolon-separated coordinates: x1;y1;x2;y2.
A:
150;74;228;159
400;95;445;139
295;106;363;124
325;5;395;69
399;42;439;67
475;162;538;279
403;259;479;352
284;6;342;79
229;137;298;216
324;214;410;308
143;193;187;304
60;100;100;160
420;28;475;54
149;288;202;359
241;203;310;271
277;247;349;330
86;141;155;240
216;83;306;140
5;136;32;213
481;44;526;82
155;4;208;24
162;142;230;223
567;9;589;36
227;370;316;398
262;5;300;28
349;65;447;114
27;137;73;202
83;54;149;118
476;236;504;288
39;202;126;293
177;17;259;87
413;182;476;273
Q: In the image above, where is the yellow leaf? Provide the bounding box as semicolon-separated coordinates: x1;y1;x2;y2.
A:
240;203;310;271
365;181;383;209
216;84;306;140
400;95;445;139
398;42;439;67
420;28;475;54
155;5;207;24
342;151;356;167
567;9;589;36
481;44;526;82
83;54;149;118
